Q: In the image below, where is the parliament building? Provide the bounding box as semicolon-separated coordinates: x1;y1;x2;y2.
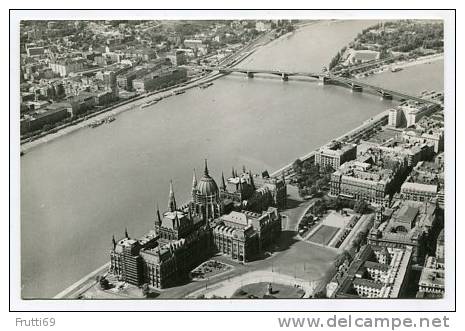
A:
109;160;285;290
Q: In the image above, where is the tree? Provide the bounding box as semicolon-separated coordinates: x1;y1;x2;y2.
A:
99;277;110;290
327;197;342;211
292;159;303;173
42;124;54;132
334;250;351;268
354;200;369;214
309;185;319;196
352;230;368;251
312;200;326;216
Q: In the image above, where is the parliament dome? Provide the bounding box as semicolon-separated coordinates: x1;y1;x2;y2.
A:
196;160;219;196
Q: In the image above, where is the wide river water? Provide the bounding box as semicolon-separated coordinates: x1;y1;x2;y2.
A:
20;20;444;298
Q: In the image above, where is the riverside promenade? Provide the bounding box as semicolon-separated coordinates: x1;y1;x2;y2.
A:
270;108;390;178
47;21;396;300
20;71;225;154
54;107;388;300
54;263;110;299
20;29;277;154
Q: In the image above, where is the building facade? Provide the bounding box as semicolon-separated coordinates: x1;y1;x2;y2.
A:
315;140;357;170
212;207;281;262
328;244;412;299
110;160;283;290
132;67;187;92
330;148;409;205
367;199;437;264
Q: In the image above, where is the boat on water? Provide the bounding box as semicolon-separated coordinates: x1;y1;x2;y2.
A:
172;90;186;96
390;67;403;73
140;99;159;109
88;119;105;128
199;82;214;89
105;116;116;123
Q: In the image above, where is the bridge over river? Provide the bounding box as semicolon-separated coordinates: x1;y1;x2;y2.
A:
197;66;442;106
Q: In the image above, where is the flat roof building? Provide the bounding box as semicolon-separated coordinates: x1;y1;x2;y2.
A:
315;140;357;170
330;147;409;205
368;199;438;264
328;244;413;298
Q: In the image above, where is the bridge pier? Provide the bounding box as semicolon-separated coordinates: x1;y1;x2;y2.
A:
281;73;289;81
381;92;393;100
351;84;363;92
319;76;331;84
247;71;254;79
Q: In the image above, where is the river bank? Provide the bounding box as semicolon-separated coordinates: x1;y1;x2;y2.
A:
57;105;390;300
20;72;224;153
19;21;370;155
353;53;444;79
270;108;390;178
20;29;288;154
54;262;110;299
49;22;395;300
22;19;429;299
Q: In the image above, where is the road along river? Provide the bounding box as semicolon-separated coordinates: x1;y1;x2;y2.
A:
20;20;443;298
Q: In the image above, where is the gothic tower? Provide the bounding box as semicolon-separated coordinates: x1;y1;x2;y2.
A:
168;180;177;212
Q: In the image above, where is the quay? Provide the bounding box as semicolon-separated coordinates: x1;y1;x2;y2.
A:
270;108;390;178
54;262;110;299
56;107;390;300
19;31;273;154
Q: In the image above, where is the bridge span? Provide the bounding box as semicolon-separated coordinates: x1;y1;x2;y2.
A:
197;66;441;106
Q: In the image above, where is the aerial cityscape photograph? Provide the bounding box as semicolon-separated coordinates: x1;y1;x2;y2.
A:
17;15;448;304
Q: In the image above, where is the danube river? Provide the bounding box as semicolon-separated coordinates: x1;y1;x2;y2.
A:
20;20;444;298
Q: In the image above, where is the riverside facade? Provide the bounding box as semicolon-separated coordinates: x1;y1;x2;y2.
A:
110;160;283;289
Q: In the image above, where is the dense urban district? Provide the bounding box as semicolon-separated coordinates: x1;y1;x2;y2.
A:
20;20;446;300
20;19;294;143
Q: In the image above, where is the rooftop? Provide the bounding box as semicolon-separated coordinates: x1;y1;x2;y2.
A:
419;267;444;289
221;211;249;227
401;182;438;194
396;205;419;225
317;140;356;155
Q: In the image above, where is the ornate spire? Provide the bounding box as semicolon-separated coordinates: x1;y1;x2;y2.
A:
125;227;129;239
192;168;197;188
232;167;235;178
204;159;209;176
249;171;256;190
221;171;227;191
174;211;180;229
168;180;177;212
112;235;116;249
156;202;162;226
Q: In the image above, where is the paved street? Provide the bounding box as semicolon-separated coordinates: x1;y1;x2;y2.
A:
157;185;337;299
64;185;339;299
